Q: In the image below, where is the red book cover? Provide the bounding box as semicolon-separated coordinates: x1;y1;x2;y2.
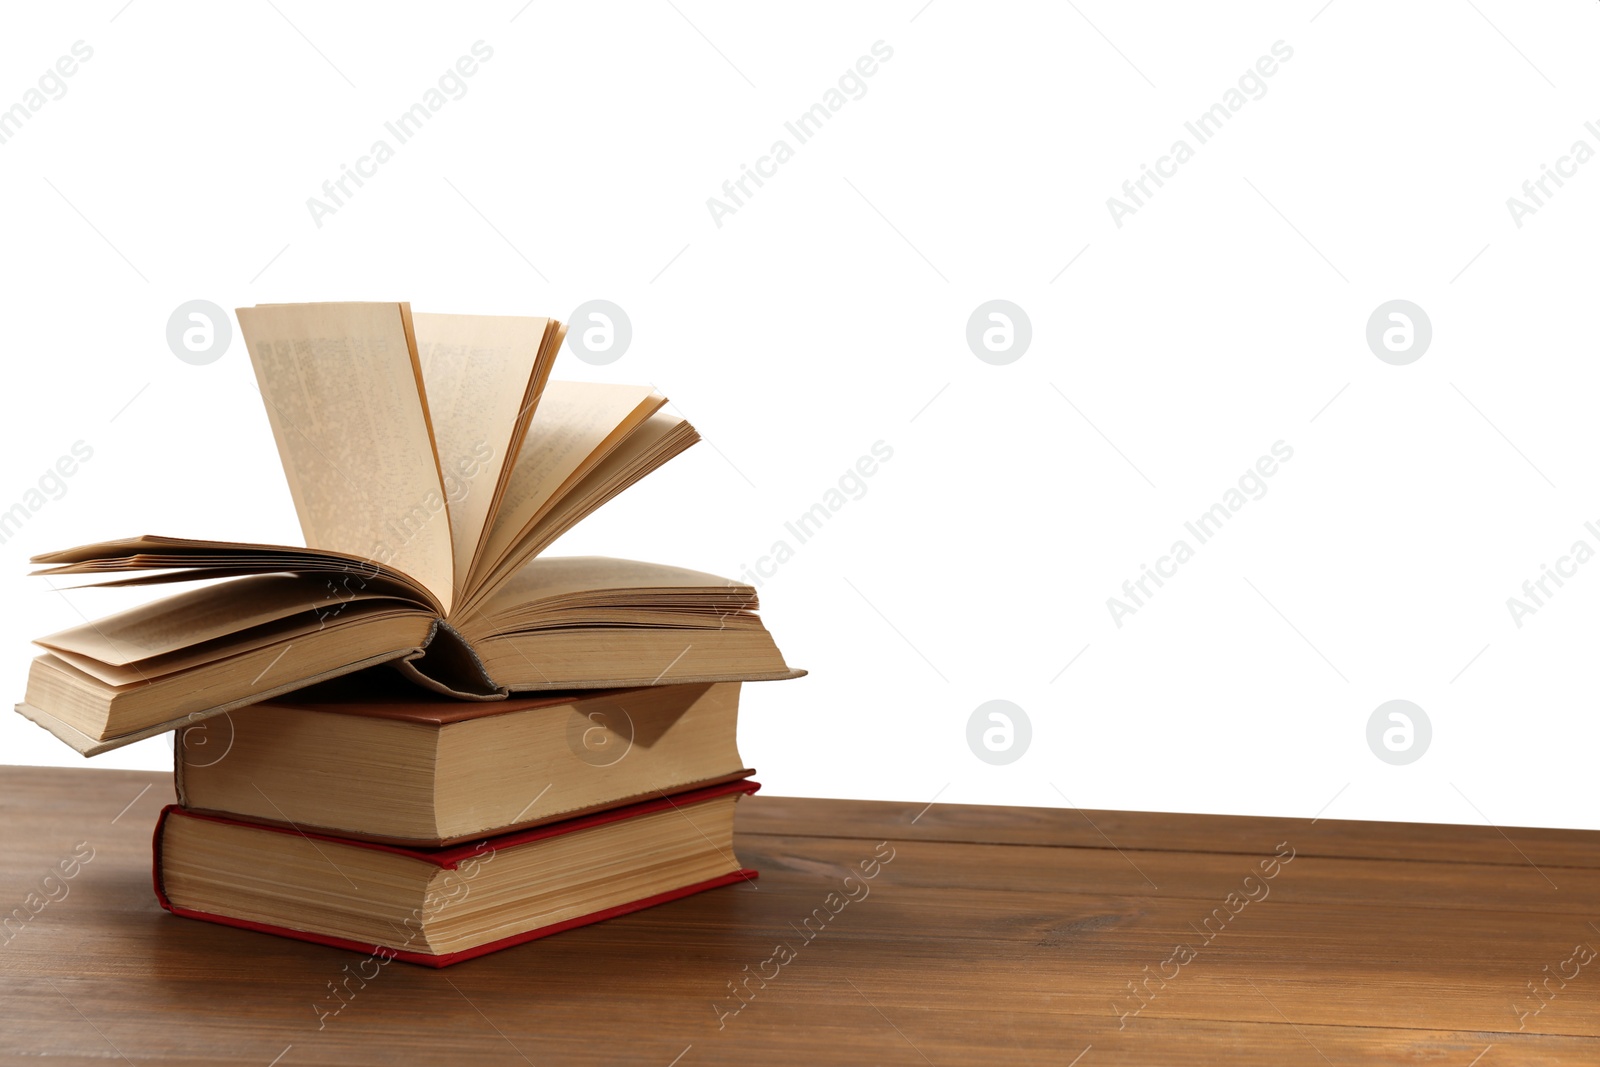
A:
153;779;760;967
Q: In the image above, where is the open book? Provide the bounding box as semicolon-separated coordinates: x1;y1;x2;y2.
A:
17;303;799;754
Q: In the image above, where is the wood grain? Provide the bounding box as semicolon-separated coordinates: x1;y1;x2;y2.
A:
1;765;1596;1065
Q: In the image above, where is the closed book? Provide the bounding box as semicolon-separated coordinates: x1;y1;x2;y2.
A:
154;779;759;967
175;674;750;846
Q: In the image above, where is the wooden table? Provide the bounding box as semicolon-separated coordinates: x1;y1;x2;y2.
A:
2;766;1597;1064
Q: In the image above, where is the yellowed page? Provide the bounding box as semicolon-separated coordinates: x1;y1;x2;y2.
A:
236;303;454;612
45;600;426;685
33;574;408;665
471;382;663;606
476;411;696;595
481;556;750;609
411;313;556;601
520;411;694;546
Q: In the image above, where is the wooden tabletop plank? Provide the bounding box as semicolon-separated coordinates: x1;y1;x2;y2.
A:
736;794;1600;870
2;766;1597;1064
739;832;1593;914
7;980;1585;1067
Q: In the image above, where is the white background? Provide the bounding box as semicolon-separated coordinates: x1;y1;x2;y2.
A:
3;1;1598;831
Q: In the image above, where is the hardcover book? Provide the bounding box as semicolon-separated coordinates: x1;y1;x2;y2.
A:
154;779;760;967
17;303;799;754
175;674;751;846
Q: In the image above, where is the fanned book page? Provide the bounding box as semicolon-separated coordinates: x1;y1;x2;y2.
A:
411;312;561;602
469;381;668;611
236;303;455;613
15;302;800;754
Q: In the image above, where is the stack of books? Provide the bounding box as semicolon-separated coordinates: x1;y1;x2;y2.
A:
16;302;799;966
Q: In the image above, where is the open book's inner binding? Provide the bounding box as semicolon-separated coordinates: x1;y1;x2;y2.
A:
396;619;500;699
22;302;797;736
